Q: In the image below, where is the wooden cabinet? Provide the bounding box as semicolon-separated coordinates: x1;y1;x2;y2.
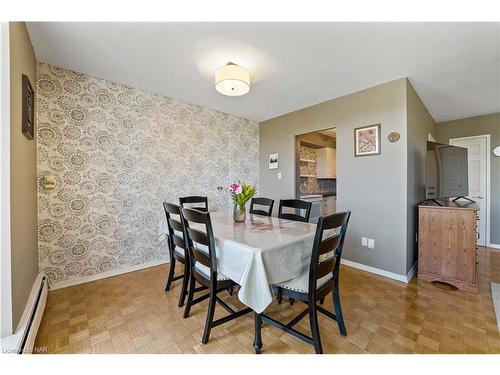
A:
316;147;336;179
418;201;479;292
321;195;336;216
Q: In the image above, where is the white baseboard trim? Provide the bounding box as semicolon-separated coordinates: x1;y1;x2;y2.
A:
341;259;410;283
488;243;500;250
1;272;47;354
50;258;170;291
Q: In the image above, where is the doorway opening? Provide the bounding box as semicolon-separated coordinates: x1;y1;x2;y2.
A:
294;128;337;223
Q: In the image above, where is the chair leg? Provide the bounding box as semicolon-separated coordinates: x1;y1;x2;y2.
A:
319;297;325;305
277;292;282;304
183;272;196;319
289;298;294;305
177;264;189;307
333;281;347;336
165;258;176;292
309;302;323;354
201;288;217;344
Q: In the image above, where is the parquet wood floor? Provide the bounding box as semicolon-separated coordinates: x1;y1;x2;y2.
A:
34;247;500;354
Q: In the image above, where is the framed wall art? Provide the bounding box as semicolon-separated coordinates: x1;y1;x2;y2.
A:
354;124;381;157
269;153;279;169
22;74;35;140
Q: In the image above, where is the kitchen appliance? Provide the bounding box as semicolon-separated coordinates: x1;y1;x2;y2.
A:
299;194;322;223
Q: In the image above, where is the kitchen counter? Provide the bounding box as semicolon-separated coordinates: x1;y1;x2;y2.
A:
305;192;336;197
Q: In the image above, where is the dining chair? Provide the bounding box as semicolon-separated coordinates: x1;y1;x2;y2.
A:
264;211;351;354
180;207;252;344
179;196;208;212
163;202;191;307
249;197;274;217
278;199;312;223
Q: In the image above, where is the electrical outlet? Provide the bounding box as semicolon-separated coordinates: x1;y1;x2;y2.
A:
361;237;368;247
277;172;282;180
368;238;375;249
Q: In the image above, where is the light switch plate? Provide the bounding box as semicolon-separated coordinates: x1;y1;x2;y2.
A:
277;172;282;179
368;238;375;249
361;237;368;247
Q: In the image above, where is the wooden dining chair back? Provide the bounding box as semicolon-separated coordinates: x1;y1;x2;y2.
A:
179;196;208;212
180;207;218;285
180;207;251;344
163;202;190;307
249;197;274;217
308;211;351;300
266;211;351;354
278;199;312;222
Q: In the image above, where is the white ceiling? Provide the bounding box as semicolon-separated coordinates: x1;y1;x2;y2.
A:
26;22;499;122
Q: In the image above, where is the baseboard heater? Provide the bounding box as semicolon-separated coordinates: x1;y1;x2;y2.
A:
16;273;48;354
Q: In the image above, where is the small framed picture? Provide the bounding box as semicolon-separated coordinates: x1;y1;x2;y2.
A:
22;74;35;140
269;153;279;169
354;124;381;157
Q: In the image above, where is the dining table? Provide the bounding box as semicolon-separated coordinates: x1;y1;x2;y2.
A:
197;210;318;353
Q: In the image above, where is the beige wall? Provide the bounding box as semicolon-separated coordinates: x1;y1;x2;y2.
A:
9;22;38;330
406;80;436;272
436;112;500;245
260;79;410;276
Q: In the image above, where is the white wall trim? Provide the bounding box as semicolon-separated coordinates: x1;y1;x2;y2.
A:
450;134;491;247
341;259;411;283
489;244;500;250
22;274;48;353
1;273;47;353
0;22;13;338
50;258;170;290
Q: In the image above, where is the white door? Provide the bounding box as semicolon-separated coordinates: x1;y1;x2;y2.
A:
450;135;489;246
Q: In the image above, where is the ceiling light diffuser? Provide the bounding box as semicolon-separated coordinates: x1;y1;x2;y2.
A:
215;62;250;96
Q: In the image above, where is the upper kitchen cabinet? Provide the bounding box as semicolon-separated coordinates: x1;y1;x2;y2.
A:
316;147;336;179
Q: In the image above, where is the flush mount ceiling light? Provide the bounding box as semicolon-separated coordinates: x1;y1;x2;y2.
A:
215;62;250;96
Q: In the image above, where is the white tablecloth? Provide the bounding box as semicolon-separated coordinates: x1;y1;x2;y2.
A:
160;211;317;313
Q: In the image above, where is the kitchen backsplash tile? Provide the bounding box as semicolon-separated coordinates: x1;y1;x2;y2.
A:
300;177;336;194
299;145;336;194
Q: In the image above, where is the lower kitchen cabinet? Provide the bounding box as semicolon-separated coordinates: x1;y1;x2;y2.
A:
321;195;336;216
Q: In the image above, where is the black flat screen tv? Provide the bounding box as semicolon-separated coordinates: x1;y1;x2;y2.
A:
425;141;468;200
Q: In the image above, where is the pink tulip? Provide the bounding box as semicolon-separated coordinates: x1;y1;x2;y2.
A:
230;183;242;193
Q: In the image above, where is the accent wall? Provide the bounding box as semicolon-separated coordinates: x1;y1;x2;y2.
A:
36;63;259;287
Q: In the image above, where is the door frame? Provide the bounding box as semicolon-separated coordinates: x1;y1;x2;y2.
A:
449;134;491;247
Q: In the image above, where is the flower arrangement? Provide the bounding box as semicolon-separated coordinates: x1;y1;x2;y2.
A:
228;181;256;222
229;181;256;207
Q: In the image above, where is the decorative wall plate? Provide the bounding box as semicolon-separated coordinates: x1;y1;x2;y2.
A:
493;145;500;157
387;132;400;143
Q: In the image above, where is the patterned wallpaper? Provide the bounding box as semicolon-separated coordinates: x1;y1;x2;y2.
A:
36;63;259;286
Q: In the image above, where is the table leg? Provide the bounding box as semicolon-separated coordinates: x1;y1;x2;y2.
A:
253;312;263;354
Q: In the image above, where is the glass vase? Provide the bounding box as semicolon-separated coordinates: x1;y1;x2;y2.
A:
233;203;246;223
